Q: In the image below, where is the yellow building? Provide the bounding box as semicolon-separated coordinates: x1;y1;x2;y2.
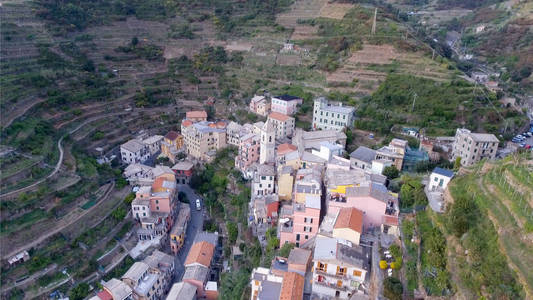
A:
161;131;184;163
170;203;191;255
277;167;294;201
332;207;363;246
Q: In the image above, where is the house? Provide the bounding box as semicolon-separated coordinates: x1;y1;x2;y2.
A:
339;183;398;230
250;267;283;300
271;95;303;116
452;128;499;166
143;250;175;295
332;208;363;245
293;167;322;204
325;168;367;207
143;135;163;156
99;278;132;300
121;139;149;164
186;110;208;122
311;141;344;162
277;166;294;201
472;71;488;83
249;95;271;117
183;240;218;299
279;271;305;300
268;112;295;139
226;121;245;146
161;131;184;163
375;139;407;170
7;251;29;266
292;129;347;154
312;97;355;131
122;262;164;300
252;164;276;196
124;163;154;186
172;160;194;184
311;236;369;299
428;167;454;191
181;120;227;162
287;248;312;276
350;146;376;171
279;196;321;248
300;152;327;169
166;282;197;300
252;194;280;225
235;133;260;175
169;202;191;255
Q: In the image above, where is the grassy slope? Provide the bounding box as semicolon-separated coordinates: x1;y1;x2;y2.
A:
441;153;533;299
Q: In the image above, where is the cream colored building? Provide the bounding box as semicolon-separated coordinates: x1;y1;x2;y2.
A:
277;166;294;201
452;128;499;166
181;120;227;162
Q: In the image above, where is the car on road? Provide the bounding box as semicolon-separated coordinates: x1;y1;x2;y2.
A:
520;143;526;148
195;199;201;211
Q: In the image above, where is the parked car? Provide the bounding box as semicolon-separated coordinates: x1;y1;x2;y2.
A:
520;143;526;148
195;199;201;211
525;132;532;137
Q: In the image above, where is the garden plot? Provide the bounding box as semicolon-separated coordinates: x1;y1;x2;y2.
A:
276;53;302;66
276;0;328;28
319;2;355;19
291;25;319;40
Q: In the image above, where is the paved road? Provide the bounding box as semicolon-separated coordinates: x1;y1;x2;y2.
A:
173;184;205;281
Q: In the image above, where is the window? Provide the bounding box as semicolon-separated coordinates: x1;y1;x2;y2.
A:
337;267;346;276
353;270;362;277
156;206;159;210
296;234;300;241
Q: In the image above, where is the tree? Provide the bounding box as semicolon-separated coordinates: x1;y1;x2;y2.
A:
227;222;238;244
131;36;138;46
379;260;388;269
124;192;135;205
279;243;295;257
384;277;403;300
69;283;90;300
383;166;400;180
453;157;461;171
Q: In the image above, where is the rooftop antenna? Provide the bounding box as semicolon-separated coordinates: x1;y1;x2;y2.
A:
371;8;377;35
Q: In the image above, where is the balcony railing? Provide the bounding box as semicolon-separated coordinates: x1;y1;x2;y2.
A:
315;269;347;279
313;280;348;292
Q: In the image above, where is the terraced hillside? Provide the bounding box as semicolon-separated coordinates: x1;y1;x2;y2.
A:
441;153;533;299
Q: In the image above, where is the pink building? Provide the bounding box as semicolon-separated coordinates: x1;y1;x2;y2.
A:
271;95;303;116
329;183;398;230
235;133;260;172
279;196;321;248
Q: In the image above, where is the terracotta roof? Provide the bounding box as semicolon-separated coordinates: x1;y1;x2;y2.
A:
184;241;215;267
269;112;291;122
186;110;207;119
382;215;399;226
277;143;297;156
279;272;305;300
182;120;193;127
334;207;363;233
165;131;181;141
96;290;113;300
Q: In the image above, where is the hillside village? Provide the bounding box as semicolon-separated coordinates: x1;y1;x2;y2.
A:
56;89;527;300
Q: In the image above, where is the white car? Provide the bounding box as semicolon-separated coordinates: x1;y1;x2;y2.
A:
195;199;201;211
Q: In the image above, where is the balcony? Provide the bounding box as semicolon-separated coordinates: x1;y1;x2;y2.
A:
315;269;347;279
313;280;348;292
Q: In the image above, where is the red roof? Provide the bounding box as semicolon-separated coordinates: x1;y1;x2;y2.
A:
269;112;291;122
182;120;193;127
185;241;215;267
280;272;305;300
165;130;181;141
334;207;363;233
277;143;297;156
186;110;207;119
382;215;399;226
97;290;113;300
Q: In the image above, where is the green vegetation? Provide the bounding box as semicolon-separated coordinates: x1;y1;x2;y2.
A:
444;154;531;298
401;218;418;292
399;175;427;209
384;277;403;300
69;282;90;300
356;74;526;136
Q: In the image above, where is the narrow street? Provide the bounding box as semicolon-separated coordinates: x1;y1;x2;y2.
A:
172;184;205;281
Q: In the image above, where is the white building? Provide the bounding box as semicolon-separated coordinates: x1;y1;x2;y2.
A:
428;167;454;191
252;164;276;196
452;128;499;166
268;112;295;139
312;236;369;299
311;141;344;162
121;139;149;164
124;163;154;186
312;97;355;131
142;135;163;156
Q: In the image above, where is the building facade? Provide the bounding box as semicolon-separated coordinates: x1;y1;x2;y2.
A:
181;120;227;162
268;112;295;139
249;95;270;116
312;97;355;131
121;139;149;164
452;128;499;166
271;95;302;116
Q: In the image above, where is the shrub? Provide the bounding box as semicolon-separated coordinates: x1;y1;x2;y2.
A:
384;277;403;300
379;260;388;269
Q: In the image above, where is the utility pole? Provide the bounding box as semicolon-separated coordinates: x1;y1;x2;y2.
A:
411;92;417;113
371;8;377;35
